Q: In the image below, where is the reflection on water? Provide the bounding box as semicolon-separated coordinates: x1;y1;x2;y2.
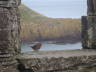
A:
21;42;82;53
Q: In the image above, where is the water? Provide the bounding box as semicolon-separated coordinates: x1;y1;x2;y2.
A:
21;42;82;53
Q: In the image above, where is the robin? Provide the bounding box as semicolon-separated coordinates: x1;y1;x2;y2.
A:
30;43;42;51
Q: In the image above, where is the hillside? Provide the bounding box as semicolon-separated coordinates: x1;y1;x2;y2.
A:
20;5;81;43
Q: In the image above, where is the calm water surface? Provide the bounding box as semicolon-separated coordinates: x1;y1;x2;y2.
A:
21;43;82;53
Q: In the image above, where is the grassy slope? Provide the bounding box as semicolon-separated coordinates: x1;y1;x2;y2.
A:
20;5;81;43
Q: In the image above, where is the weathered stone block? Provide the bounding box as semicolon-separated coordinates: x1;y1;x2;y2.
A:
87;0;96;16
81;16;96;49
87;16;96;49
0;0;21;67
81;16;89;49
17;50;96;72
0;0;21;7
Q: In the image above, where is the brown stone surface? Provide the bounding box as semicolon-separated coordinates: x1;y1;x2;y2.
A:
0;66;19;72
0;0;21;67
17;50;96;72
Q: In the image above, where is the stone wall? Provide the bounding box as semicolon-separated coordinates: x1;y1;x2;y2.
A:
0;50;96;72
17;50;96;72
19;56;96;72
82;0;96;49
0;0;21;69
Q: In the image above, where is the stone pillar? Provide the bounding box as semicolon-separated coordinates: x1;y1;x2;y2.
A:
82;0;96;49
87;0;96;49
0;0;21;68
87;0;96;15
81;16;89;49
87;16;96;49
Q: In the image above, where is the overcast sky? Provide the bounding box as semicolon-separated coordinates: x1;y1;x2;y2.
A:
22;0;87;18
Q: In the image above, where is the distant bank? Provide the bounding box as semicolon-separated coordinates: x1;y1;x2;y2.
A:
20;5;81;44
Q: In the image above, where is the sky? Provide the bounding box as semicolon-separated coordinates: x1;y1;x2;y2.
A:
22;0;87;18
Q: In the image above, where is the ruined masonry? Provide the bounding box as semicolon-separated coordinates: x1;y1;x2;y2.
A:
82;0;96;49
0;0;21;67
0;0;96;72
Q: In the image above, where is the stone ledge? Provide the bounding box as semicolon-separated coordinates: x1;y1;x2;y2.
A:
17;50;96;72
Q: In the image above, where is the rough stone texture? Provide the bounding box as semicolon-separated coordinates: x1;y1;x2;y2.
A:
87;0;96;16
81;16;89;49
0;66;19;72
87;16;96;49
0;0;21;7
17;50;96;72
0;0;21;68
81;16;96;49
82;0;96;49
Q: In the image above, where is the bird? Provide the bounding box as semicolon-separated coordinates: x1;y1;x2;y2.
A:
30;43;42;51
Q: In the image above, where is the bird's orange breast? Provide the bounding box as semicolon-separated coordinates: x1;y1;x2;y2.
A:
31;43;42;51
